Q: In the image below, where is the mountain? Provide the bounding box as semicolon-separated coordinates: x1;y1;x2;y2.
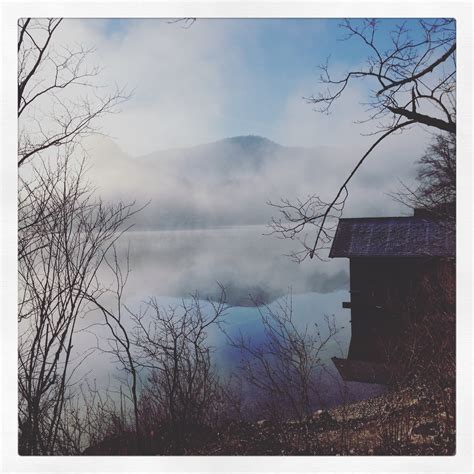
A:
86;135;408;230
130;135;330;229
138;135;283;184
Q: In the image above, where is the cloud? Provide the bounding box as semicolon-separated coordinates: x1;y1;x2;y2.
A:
49;19;434;249
53;19;257;155
269;75;433;217
51;18;432;163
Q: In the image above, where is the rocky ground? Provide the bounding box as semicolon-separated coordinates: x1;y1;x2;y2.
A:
84;384;455;456
190;385;455;456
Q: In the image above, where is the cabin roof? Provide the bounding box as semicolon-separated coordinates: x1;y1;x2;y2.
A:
329;216;455;258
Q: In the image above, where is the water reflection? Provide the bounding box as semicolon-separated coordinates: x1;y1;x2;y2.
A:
114;226;349;306
80;226;386;410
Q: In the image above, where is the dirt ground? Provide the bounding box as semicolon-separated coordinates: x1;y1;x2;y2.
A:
84;384;455;456
190;385;455;455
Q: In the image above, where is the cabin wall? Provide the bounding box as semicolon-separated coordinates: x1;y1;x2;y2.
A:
347;257;455;362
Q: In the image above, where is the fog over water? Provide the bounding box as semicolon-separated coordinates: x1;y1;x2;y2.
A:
75;226;386;410
86;134;422;232
67;134;403;408
116;226;349;306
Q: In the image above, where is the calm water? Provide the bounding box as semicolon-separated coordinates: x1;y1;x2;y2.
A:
80;226;385;409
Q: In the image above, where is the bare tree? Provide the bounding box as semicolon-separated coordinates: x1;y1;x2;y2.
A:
269;19;456;261
392;132;456;219
166;18;196;29
226;293;340;424
130;288;227;453
17;18;135;455
18;153;137;454
310;19;455;133
49;380;126;455
82;247;141;451
18;18;128;168
18;17;131;266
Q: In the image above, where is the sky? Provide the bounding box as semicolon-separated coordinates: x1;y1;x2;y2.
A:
29;16;443;231
53;18;434;156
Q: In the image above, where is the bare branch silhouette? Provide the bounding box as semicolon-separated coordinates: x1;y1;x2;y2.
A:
270;19;455;260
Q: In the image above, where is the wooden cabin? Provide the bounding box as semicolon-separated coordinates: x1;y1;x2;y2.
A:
329;210;455;383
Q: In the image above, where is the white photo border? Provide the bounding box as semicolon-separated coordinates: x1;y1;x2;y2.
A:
1;1;472;472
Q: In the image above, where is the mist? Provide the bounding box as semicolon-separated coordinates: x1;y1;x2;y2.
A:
84;131;425;235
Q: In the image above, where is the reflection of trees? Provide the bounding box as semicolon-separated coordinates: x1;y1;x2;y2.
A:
116;229;349;307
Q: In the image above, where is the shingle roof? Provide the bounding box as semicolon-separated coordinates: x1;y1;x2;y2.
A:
329;217;455;258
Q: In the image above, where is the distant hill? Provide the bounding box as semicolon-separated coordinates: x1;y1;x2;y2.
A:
138;135;286;183
133;136;333;229
86;135;412;230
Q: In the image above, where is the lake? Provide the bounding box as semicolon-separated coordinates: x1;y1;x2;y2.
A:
83;225;385;411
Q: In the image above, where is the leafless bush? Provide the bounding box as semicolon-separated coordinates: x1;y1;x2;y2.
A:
378;409;413;454
17;152;138;455
54;381;132;454
385;259;455;384
130;288;227;453
17;17;135;455
380;258;455;442
82;246;142;450
218;374;250;423
226;292;340;425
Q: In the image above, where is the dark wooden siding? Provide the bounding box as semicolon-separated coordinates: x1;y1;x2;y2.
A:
346;257;455;362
